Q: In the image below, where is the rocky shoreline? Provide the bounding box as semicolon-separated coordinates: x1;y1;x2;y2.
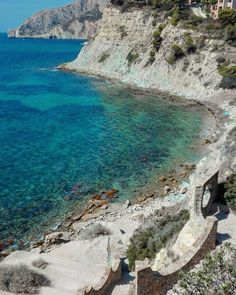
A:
0;84;217;257
25;67;235;259
1;3;236;295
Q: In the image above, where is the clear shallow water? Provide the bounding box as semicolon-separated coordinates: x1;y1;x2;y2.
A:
0;33;202;247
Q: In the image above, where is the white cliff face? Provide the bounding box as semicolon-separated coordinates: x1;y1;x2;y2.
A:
64;6;233;99
8;0;109;39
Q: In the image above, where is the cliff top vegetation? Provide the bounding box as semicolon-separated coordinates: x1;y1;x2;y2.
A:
110;0;236;46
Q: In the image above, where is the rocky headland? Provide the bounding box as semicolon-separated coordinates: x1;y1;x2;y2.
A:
8;0;109;39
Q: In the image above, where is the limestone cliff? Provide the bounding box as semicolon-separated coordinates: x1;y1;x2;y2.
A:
63;5;235;99
8;0;109;39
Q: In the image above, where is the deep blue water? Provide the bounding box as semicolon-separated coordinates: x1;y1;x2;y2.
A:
0;33;202;247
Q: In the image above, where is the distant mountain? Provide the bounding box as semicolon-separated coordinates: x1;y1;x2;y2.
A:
8;0;109;39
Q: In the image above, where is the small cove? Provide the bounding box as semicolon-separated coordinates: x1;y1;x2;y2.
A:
0;33;205;248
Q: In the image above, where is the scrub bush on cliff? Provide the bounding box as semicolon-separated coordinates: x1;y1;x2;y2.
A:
218;8;236;27
218;9;236;45
175;243;236;295
81;223;111;240
184;33;197;54
166;44;185;65
218;66;236;89
224;174;236;210
0;264;50;294
127;209;189;271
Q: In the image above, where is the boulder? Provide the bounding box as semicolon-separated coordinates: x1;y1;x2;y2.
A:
159;176;167;182
44;232;71;246
164;186;171;194
181;187;188;194
124;200;131;209
202;138;211;144
101;204;108;210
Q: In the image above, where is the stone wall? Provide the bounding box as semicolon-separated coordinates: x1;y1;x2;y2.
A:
191;169;219;219
83;257;121;295
135;216;218;295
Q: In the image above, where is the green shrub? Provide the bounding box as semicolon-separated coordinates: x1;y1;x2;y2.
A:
98;52;110;63
0;264;50;294
172;44;185;58
152;24;166;53
218;8;236;27
166;55;177;65
171;7;180;26
158;23;166;32
152;36;163;52
150;0;175;10
200;21;222;32
224;174;236;210
167;44;185;65
218;65;236;78
127;209;190;271
126;51;139;65
176;243;236;294
153;30;161;39
184;34;197;54
181;15;204;29
195;36;206;48
118;25;128;39
224;24;236;45
146;50;156;66
163;0;176;10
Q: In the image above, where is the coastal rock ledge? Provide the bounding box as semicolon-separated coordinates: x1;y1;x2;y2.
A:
62;5;235;99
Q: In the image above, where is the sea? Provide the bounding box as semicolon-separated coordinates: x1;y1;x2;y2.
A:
0;33;202;248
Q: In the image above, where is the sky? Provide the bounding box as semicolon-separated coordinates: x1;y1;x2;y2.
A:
0;0;73;32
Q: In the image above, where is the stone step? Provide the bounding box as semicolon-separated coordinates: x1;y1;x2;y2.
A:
107;283;135;295
40;287;76;295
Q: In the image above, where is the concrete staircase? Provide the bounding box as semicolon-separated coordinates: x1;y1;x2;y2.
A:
105;260;135;295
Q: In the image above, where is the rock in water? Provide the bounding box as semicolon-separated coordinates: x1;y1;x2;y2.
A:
8;0;109;39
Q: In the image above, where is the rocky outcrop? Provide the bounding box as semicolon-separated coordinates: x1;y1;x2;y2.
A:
62;5;235;99
8;0;109;39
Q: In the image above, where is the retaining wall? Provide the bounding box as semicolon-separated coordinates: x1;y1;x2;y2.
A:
83;258;121;295
135;216;218;295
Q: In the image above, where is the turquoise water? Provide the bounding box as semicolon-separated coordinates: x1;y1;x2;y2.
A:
0;33;202;248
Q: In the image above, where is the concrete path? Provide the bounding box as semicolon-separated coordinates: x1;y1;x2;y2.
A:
214;204;236;245
1;237;110;295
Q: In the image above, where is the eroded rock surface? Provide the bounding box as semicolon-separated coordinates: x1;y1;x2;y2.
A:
63;6;235;99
